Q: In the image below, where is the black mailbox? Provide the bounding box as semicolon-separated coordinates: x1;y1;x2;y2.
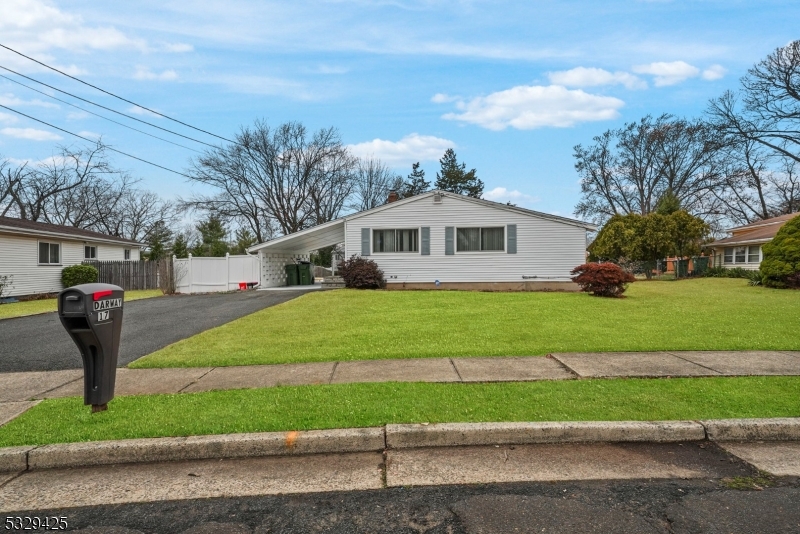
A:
58;283;124;412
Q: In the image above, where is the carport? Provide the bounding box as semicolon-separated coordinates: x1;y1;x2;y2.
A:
247;219;345;288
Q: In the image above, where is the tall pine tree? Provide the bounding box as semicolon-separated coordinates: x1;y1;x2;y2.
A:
434;149;483;198
400;162;430;198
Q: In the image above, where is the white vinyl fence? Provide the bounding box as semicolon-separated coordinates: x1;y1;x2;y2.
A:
174;253;261;294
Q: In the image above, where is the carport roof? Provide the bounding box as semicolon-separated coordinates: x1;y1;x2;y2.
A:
248;219;345;253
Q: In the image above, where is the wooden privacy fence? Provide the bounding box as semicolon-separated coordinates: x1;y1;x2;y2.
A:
83;260;168;291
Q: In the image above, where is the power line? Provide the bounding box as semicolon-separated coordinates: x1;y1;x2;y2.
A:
0;64;218;149
0;103;194;179
0;72;202;154
0;42;234;144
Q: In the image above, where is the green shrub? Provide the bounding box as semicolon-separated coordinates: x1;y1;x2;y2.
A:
338;255;386;289
761;215;800;288
570;262;635;298
704;266;760;281
61;264;98;288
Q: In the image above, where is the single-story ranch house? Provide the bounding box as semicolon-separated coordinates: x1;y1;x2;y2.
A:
0;216;142;297
248;190;596;290
708;213;799;270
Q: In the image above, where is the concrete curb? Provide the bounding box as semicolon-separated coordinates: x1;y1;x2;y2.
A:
1;418;798;473
701;418;800;442
385;421;706;448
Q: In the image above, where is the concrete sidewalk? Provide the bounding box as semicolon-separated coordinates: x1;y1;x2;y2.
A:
0;351;798;424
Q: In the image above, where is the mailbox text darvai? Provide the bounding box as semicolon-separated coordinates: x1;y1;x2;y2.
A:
93;298;122;312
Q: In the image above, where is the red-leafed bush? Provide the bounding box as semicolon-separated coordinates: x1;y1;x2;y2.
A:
338;255;386;289
570;262;635;297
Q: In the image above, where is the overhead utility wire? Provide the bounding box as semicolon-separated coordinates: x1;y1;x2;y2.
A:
0;73;202;154
0;43;234;144
0;104;194;179
0;64;218;149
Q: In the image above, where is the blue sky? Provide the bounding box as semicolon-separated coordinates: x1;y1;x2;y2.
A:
0;0;798;219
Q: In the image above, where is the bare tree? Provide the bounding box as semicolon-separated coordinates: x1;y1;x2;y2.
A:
1;142;110;221
574;115;722;223
351;157;403;212
186;120;357;239
708;41;800;165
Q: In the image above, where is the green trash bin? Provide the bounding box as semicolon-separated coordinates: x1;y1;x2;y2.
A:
676;258;689;278
297;262;313;285
285;264;299;286
692;256;709;276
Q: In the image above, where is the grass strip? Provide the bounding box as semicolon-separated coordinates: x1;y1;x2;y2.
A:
0;289;162;320
1;377;798;447
131;279;800;368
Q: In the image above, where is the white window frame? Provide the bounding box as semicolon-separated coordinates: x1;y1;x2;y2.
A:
37;240;62;265
723;245;762;265
84;245;97;260
372;228;420;254
124;248;131;261
455;226;506;253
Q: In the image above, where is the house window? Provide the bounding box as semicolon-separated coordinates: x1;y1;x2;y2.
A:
124;249;131;260
457;227;505;252
373;229;418;253
748;246;760;263
84;246;97;260
734;246;746;263
723;247;733;263
38;241;61;265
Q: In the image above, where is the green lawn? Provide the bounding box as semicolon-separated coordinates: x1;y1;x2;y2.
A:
131;278;800;369
1;377;798;447
0;289;163;320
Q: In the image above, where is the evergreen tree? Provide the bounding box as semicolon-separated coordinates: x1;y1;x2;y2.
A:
400;162;430;198
655;188;682;215
434;149;483;198
230;227;257;255
193;215;229;257
172;233;189;259
146;220;173;261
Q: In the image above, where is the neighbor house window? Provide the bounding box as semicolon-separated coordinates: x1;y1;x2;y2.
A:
723;247;733;263
124;249;131;260
373;229;418;252
84;246;96;260
748;246;760;263
38;241;61;265
734;246;746;263
456;227;504;252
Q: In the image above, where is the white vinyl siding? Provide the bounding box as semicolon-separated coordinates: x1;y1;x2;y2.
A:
345;194;587;283
0;233;140;297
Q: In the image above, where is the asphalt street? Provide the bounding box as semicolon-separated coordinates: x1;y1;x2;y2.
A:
0;290;311;373
2;477;799;533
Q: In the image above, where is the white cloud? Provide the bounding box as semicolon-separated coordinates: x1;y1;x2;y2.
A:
0;0;147;60
0;93;59;108
0;112;19;124
127;106;162;117
439;85;625;130
133;67;178;81
632;61;700;86
483;187;540;207
547;67;647;90
702;64;727;81
77;130;101;139
1;127;61;141
348;133;454;167
431;93;460;103
161;42;194;53
313;64;349;75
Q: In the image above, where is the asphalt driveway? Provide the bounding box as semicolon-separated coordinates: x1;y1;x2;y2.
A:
0;290;313;373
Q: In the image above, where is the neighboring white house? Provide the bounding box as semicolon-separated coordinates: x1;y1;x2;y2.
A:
248;190;596;291
0;216;142;297
708;213;799;271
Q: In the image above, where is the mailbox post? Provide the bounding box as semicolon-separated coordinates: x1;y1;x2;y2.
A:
58;283;124;413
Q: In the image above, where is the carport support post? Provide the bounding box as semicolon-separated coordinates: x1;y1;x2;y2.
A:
226;252;230;291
